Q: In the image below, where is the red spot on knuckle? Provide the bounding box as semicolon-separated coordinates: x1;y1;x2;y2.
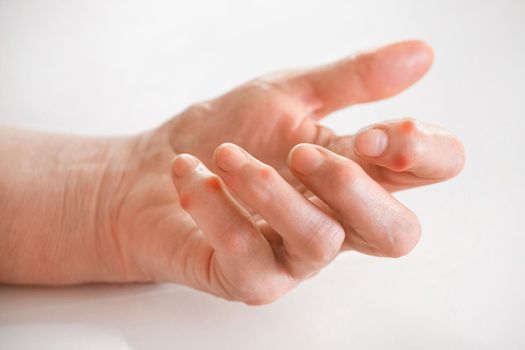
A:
205;176;222;191
259;166;274;180
179;193;192;209
393;154;411;171
399;119;416;134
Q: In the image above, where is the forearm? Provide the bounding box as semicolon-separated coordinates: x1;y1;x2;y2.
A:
0;126;137;284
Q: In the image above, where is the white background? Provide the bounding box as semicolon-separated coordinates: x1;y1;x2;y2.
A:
1;0;524;349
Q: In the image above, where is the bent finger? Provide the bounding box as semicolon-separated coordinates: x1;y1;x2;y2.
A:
171;154;276;274
213;143;345;277
330;118;465;191
288;144;421;257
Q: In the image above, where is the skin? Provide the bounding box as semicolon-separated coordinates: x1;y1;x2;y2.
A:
0;40;465;305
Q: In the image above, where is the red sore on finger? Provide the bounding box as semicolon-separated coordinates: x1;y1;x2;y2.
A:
179;193;192;209
393;154;410;171
399;120;416;134
205;177;222;191
259;167;273;180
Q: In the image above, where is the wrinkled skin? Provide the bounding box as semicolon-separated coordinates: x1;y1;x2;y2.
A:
0;41;464;305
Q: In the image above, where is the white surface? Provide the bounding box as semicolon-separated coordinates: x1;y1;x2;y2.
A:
1;0;524;349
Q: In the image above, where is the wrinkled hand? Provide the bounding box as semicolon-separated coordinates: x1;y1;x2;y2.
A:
104;40;464;304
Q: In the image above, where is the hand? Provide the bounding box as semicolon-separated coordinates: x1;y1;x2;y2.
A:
115;40;464;304
1;40;464;305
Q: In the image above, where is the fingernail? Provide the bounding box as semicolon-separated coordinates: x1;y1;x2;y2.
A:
354;128;388;157
290;144;325;175
172;154;199;178
216;143;248;172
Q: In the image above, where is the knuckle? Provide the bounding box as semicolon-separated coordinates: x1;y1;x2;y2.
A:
304;220;344;264
221;233;250;253
257;164;278;182
215;223;253;253
246;77;302;118
250;76;281;91
248;165;279;200
183;101;213;118
308;241;339;264
177;190;193;210
398;118;419;133
391;118;425;171
392;151;417;171
201;174;222;192
331;162;360;187
245;79;287;109
250;74;301;103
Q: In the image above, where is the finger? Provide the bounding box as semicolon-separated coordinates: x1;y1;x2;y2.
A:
329;118;465;191
171;154;276;279
278;40;433;117
288;144;421;257
213;143;345;277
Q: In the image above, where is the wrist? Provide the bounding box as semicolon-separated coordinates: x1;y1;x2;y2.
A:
0;128;147;284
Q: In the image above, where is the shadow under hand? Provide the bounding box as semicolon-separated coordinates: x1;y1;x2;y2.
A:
0;283;294;350
0;272;485;350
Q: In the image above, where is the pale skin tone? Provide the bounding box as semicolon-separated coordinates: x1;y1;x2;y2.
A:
0;40;464;305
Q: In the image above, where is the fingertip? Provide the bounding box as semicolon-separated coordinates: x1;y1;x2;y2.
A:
342;39;435;105
172;153;199;178
383;208;422;258
396;39;434;75
398;39;433;52
449;137;467;178
370;39;434;92
411;39;434;58
288;143;325;175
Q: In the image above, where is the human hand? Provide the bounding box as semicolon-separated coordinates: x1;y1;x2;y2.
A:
1;41;464;305
112;40;463;304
